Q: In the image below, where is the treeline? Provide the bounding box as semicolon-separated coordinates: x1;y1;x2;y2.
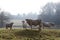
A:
9;12;38;20
38;2;60;25
0;10;38;27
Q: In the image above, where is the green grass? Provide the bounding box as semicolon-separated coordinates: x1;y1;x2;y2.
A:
0;29;60;40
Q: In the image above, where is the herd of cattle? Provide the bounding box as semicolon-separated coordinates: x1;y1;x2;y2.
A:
5;19;55;31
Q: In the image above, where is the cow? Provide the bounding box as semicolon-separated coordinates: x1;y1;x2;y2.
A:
42;22;55;29
22;21;27;29
25;19;42;31
6;22;14;30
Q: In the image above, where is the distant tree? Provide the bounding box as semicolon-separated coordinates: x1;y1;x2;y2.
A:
22;13;26;20
0;11;10;27
38;2;60;25
26;12;38;19
38;2;56;22
26;12;33;19
16;13;22;20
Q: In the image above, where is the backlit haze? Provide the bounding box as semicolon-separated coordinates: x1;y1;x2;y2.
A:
0;0;60;15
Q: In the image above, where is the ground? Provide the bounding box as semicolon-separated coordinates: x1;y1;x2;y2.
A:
0;28;60;40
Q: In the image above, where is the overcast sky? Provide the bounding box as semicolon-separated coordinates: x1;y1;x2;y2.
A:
0;0;60;15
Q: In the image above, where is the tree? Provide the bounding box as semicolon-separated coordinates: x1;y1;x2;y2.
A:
26;12;38;19
55;3;60;25
38;2;60;25
16;13;22;20
38;2;56;22
0;11;10;27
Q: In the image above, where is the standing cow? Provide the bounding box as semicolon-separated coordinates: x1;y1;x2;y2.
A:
6;22;14;30
22;21;27;29
25;19;42;31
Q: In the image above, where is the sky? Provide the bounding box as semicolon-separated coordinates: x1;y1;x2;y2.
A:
0;0;60;15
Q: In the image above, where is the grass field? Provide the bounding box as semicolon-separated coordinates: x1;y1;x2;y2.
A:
0;28;60;40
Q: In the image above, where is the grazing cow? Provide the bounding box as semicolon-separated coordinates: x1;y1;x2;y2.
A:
22;21;27;29
25;19;42;31
42;22;55;29
6;22;14;30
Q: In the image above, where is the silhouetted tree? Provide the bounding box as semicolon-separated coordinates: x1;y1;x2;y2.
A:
38;2;56;23
55;3;60;25
0;11;10;27
38;2;60;25
38;2;55;21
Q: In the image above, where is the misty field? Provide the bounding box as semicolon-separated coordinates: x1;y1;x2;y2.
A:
0;28;60;40
0;20;60;40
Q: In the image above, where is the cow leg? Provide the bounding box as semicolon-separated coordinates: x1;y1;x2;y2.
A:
38;25;42;40
39;27;41;32
6;26;8;29
43;26;44;29
30;26;32;30
41;23;44;29
39;24;42;32
10;27;12;30
23;26;26;30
